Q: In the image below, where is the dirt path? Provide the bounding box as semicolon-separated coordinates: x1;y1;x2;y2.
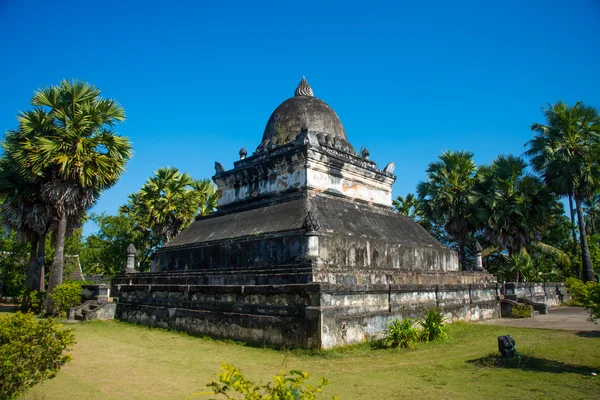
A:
480;306;599;333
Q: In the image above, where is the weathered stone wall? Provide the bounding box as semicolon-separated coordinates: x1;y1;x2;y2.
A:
113;278;501;349
318;283;499;348
503;282;569;307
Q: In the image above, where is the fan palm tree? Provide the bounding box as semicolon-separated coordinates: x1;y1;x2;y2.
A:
527;101;600;281
121;167;215;248
0;131;53;298
417;150;477;270
11;79;132;311
392;193;420;218
584;194;600;236
191;179;219;216
473;155;556;258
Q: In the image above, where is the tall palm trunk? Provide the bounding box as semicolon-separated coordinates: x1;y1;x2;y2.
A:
568;192;578;258
34;233;46;292
458;242;468;271
575;195;596;282
24;237;39;290
22;237;39;311
46;214;67;314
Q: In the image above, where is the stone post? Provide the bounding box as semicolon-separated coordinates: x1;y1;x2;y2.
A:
126;243;136;274
303;211;321;264
474;241;484;271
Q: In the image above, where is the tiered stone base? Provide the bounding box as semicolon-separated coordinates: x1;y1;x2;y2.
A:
112;272;500;349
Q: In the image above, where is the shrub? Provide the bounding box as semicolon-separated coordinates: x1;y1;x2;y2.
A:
384;318;420;348
583;282;600;324
565;277;589;305
0;312;75;399
418;308;448;342
511;304;532;318
207;362;337;399
23;290;46;314
48;283;82;316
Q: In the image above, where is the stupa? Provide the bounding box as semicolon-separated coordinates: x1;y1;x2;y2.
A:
112;78;499;349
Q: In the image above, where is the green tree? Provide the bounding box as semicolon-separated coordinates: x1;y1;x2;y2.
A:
121;167;217;249
9;79;132;311
80;212;146;275
0;134;52;297
392;193;421;218
417;150;478;270
473;155;556;259
584;193;600;236
527;101;600;281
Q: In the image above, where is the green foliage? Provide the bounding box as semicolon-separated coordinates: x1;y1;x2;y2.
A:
384;318;420;348
207;362;337;399
564;277;600;323
120;167;218;252
417;150;478;269
418;308;448;342
24;290;46;314
48;283;82;315
80;212;145;275
582;282;600;323
565;277;592;305
511;304;532;318
0;312;75;399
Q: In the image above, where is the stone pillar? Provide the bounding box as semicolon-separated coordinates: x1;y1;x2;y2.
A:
303;211;321;264
474;241;484;271
126;243;136;274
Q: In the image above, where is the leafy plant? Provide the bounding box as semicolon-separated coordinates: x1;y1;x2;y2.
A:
511;304;532;318
418;308;448;342
48;283;82;316
0;312;75;399
207;362;337;399
384;318;420;348
23;290;46;314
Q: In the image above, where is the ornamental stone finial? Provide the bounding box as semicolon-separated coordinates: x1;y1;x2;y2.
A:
239;147;247;160
294;76;314;97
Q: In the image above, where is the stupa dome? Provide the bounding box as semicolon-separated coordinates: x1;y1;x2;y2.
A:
256;77;352;152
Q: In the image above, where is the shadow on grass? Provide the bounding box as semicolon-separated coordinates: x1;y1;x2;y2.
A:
576;330;600;338
467;352;595;375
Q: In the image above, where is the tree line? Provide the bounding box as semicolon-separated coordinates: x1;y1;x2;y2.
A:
396;101;599;282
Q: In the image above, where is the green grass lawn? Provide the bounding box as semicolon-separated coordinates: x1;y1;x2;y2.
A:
17;318;600;400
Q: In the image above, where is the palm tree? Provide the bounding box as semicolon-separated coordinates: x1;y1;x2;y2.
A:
121;167;216;249
191;179;219;216
527;101;600;281
417;150;478;270
0;131;53;298
584;194;600;236
392;193;420;218
11;79;132;311
473;155;556;261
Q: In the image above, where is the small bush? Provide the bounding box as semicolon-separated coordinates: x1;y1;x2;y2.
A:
207;362;337;399
511;304;532;318
49;283;82;316
0;312;75;399
23;290;46;314
384;318;420;348
418;308;448;342
583;282;600;324
565;278;590;305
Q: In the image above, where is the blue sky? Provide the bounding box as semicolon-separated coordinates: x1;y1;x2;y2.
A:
1;0;599;236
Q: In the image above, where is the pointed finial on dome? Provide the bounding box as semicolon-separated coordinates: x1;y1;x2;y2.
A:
294;76;314;97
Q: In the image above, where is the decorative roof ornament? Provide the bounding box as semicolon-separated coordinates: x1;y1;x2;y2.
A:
239;147;247;160
294;76;314;97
